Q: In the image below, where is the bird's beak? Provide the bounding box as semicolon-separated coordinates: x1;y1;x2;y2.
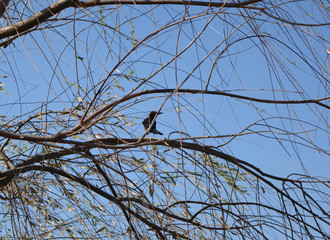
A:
158;112;163;115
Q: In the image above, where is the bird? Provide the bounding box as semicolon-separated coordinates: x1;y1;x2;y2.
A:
142;111;163;135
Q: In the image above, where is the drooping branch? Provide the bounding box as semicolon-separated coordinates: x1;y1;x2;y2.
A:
0;0;74;39
0;89;328;142
1;164;270;236
79;0;262;8
0;0;261;40
1;136;328;229
3;164;175;238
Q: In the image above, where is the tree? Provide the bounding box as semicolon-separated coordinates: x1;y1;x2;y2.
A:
0;0;329;239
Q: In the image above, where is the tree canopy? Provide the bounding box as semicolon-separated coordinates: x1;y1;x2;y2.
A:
0;0;329;239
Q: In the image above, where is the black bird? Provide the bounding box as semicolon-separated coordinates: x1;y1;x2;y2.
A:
142;111;163;135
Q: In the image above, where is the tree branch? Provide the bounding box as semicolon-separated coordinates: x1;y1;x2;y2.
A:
0;89;327;142
0;0;262;40
1;137;328;229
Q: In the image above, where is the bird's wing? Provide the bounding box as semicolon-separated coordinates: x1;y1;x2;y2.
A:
142;118;149;125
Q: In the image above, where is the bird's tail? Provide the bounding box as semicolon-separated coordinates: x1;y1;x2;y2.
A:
153;130;163;135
